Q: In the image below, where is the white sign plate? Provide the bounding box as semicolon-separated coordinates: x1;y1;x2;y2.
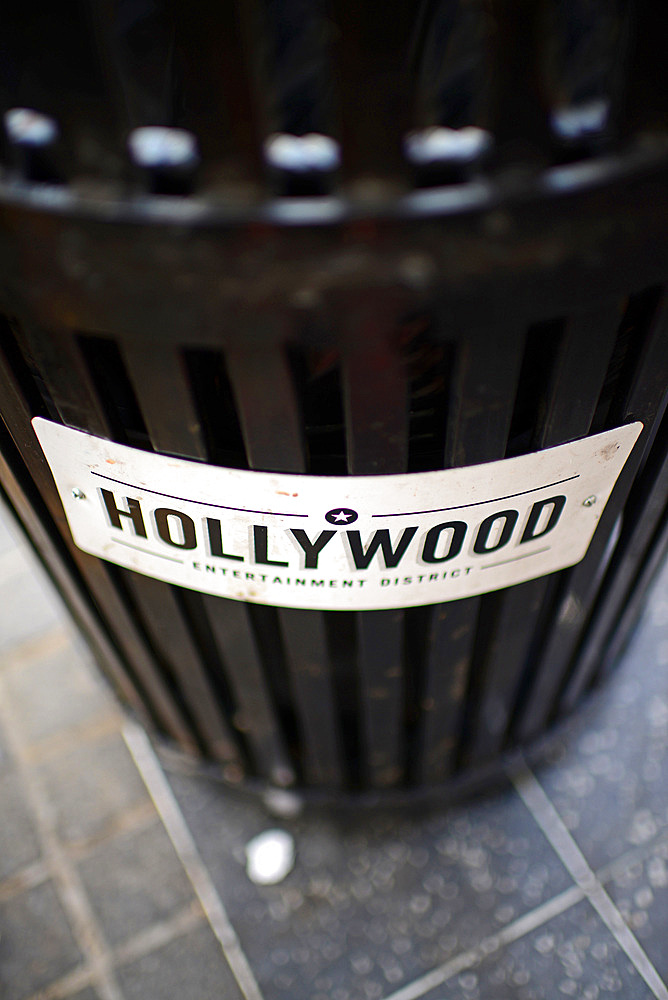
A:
33;418;642;611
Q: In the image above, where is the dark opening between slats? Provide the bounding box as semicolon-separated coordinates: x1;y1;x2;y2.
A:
505;318;564;458
288;344;347;475
245;602;305;783
99;563;199;752
77;335;151;450
404;315;451;473
183;349;249;469
324;610;362;789
593;287;665;436
0;316;55;421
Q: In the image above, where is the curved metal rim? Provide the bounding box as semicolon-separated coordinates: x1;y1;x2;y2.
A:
0;136;667;232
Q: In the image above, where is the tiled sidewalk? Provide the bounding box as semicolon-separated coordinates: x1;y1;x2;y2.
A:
1;497;668;1000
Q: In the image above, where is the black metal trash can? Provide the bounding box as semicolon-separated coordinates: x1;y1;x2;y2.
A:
0;1;667;799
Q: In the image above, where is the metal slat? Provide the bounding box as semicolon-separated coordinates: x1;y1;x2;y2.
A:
82;566;199;753
593;506;668;684
226;341;306;473
342;325;410;476
464;302;621;764
446;325;525;469
343;316;410;787
201;595;295;786
561;420;668;711
329;0;417;182
419;325;525;780
0;434;144;720
518;293;668;741
464;578;552;766
537;303;622;450
357;609;405;788
0;332;196;752
104;333;259;759
19;325;112;438
278;608;344;787
227;338;343;787
120;341;207;460
417;597;478;784
123;573;243;772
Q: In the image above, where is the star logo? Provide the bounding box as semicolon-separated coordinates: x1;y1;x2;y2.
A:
325;507;358;526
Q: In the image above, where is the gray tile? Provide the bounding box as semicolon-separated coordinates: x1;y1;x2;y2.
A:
36;733;148;844
0;717;12;774
417;898;655;1000
167;772;571;1000
77;819;194;946
0;499;21;555
606;835;668;982
3;637;112;745
535;557;668;872
116;925;244;1000
0;544;65;653
0;770;41;881
0;881;83;1000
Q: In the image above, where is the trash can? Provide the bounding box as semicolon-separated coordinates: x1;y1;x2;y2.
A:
0;1;667;799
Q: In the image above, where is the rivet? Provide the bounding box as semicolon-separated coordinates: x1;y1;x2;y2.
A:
71;488;86;500
583;495;597;507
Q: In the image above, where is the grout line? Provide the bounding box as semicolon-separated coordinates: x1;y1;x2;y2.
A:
65;800;158;862
381;885;584;1000
21;710;124;765
0;677;125;1000
122;720;265;1000
510;758;668;1000
21;963;95;1000
112;899;205;968
596;827;668;886
0;623;72;673
0;858;50;902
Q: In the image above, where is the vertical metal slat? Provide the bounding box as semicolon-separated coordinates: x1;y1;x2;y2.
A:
278;609;344;787
357;609;405;788
561;418;668;711
124;573;243;773
20;325;112;438
465;302;621;764
419;324;525;780
226;340;305;472
0;332;197;752
343;308;410;787
227;336;343;787
120;341;207;460
201;595;295;786
518;293;668;741
343;317;410;475
417;598;478;784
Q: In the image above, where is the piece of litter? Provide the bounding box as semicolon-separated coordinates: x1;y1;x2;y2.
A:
245;829;296;885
